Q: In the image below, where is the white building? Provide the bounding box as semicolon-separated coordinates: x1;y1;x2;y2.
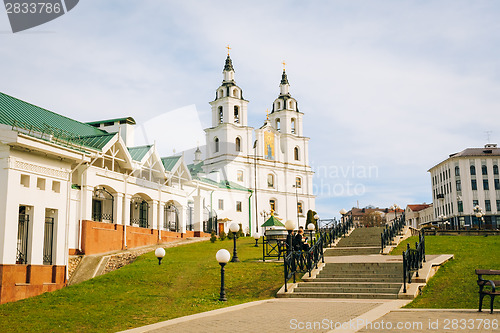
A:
0;55;316;304
405;204;433;229
200;55;315;234
429;144;500;229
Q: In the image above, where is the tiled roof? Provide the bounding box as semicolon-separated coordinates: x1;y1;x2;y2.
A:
407;204;432;212
0;92;106;138
77;133;116;150
187;161;204;176
449;147;500;158
161;156;181;172
128;145;152;161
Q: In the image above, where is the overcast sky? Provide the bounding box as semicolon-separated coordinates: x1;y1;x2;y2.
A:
2;1;500;219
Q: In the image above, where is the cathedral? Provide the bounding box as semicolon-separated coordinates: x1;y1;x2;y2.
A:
0;52;315;304
192;54;316;234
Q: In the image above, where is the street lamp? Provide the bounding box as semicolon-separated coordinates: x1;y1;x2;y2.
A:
293;184;300;227
313;213;319;229
285;219;296;254
307;223;315;245
155;247;166;265
216;249;230;301
229;222;240;262
391;204;400;222
474;205;484;230
252;232;260;247
339;208;347;223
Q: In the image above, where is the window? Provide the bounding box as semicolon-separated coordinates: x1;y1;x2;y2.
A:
218;106;223;124
218;199;224;210
471;179;477;190
267;174;275;188
215;137;219;152
495;179;500;190
37;178;46;190
236;201;242;212
294;147;299;161
494;165;499;175
296;177;302;188
455;166;460;176
291;118;296;134
473;199;479;207
485;200;491;212
497;200;500;211
470;165;476;175
237;170;243;182
20;174;30;187
289;100;294;109
234;106;239;123
483;179;489;191
297;202;303;214
219;89;224;98
456;180;461;192
482;165;488;175
276;101;281;110
269;199;276;212
276;118;280;132
233;88;239;98
458;201;463;213
235;137;241;152
52;181;61;193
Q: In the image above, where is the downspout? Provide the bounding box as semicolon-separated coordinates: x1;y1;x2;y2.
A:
210;190;214;233
248;190;253;235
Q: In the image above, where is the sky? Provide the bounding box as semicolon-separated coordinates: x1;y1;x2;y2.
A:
1;1;500;219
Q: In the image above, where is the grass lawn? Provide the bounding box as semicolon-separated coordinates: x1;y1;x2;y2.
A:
0;238;283;332
390;235;500;309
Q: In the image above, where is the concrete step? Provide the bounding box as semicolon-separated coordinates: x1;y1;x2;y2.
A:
324;247;381;256
314;277;403;283
282;292;400;299
294;285;401;294
294;281;402;288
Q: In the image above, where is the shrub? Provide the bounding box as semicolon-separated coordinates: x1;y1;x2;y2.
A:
219;231;226;241
227;231;234;240
237;224;245;238
210;230;217;243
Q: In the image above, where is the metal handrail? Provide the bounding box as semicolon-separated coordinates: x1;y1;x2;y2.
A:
381;212;406;251
402;230;425;293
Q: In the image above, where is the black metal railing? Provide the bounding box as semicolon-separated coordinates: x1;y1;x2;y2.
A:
319;216;354;249
16;213;30;264
381;213;406;251
402;230;426;293
43;217;54;265
284;234;325;292
262;237;288;261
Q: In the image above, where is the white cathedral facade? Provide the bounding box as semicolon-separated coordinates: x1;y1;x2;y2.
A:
196;55;315;235
0;54;315;304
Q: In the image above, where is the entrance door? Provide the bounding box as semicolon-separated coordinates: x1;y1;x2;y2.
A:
218;223;224;235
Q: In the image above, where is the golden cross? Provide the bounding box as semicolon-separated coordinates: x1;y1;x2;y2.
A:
226;45;231;55
266;109;269;120
282;60;286;70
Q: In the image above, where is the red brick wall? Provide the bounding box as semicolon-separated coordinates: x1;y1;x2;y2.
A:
0;265;66;304
81;221;186;255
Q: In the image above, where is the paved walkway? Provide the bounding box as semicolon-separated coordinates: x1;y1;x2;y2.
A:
121;299;497;333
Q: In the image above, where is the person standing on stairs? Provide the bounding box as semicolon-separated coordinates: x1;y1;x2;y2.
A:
294;227;310;251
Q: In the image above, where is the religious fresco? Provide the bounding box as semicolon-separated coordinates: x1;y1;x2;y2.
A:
264;130;275;160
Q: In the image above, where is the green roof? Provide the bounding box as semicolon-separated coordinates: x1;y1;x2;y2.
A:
261;215;285;227
187;161;204;176
0;92;106;138
195;177;251;192
128;145;152;161
161;156;181;171
76;133;116;150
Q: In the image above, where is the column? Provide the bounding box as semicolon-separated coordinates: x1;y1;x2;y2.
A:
151;200;159;230
81;185;94;221
193;195;203;232
178;205;186;234
115;193;123;225
123;194;131;225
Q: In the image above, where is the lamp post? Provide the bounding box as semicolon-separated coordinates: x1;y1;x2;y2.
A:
155;247;166;265
339;208;347;223
307;223;315;245
285;219;296;255
313;213;319;229
253;140;259;234
391;204;400;223
293;184;300;227
252;232;260;247
474;205;483;230
216;249;230;301
229;222;240;262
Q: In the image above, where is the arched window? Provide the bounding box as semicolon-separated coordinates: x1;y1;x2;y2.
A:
218;106;223;124
276;101;281;110
295;177;302;188
232;88;239;98
235;137;241;152
294;147;299;161
267;174;275;188
218;89;224;98
237;170;244;182
494;165;499;175
455;166;460;176
276;118;280;132
482;165;488;175
291;118;296;134
289;100;294;110
234;106;239;124
470;165;476;176
214;137;219;152
297;202;303;214
269;199;276;212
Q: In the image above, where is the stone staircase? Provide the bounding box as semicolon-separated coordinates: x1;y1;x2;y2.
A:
324;227;383;256
281;262;403;299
